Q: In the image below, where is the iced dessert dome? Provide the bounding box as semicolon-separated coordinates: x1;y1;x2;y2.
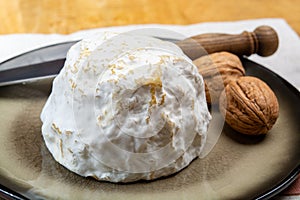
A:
40;32;211;182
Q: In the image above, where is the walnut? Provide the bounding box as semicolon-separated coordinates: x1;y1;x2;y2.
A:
193;52;245;105
219;76;279;135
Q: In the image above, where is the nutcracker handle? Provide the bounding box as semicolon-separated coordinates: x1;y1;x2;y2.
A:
176;25;279;60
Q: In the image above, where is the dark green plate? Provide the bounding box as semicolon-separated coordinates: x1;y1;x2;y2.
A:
0;57;299;200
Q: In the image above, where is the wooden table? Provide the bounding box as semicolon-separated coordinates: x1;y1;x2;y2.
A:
0;0;300;34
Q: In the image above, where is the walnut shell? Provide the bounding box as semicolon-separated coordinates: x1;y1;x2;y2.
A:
193;52;245;105
219;76;279;135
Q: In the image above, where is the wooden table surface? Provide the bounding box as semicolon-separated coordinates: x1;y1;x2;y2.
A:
0;0;300;34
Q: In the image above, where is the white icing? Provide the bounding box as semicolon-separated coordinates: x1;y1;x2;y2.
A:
41;32;211;182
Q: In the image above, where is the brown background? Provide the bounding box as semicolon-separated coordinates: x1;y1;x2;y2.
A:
0;0;300;34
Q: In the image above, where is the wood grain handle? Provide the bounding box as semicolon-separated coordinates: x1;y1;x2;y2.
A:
176;25;279;60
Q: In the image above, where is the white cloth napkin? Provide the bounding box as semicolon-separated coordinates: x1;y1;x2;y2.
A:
0;18;299;88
